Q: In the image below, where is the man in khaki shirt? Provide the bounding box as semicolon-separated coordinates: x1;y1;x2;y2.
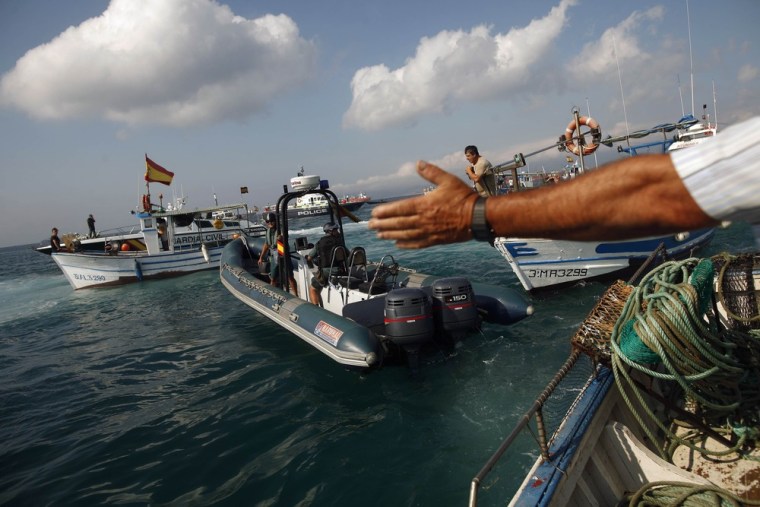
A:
464;145;496;197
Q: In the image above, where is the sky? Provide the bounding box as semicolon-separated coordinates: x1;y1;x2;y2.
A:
1;0;758;247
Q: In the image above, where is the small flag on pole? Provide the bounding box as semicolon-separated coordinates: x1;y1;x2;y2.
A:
240;186;249;194
145;155;174;186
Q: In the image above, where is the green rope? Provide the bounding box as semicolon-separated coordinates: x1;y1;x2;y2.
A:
621;480;760;506
609;258;760;462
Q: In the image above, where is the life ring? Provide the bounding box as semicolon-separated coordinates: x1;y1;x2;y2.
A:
213;219;223;229
564;116;601;156
142;194;151;212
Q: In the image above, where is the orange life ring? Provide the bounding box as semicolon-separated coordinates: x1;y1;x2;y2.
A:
564;116;601;156
142;194;151;212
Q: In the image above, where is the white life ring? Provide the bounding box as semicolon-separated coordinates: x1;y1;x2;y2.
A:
564;116;601;156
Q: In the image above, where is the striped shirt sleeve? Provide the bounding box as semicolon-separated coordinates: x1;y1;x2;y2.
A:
670;116;760;226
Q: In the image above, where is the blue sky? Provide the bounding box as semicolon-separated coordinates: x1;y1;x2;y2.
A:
1;0;758;247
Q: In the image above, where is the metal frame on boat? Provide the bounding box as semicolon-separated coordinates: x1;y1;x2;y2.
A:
220;179;534;369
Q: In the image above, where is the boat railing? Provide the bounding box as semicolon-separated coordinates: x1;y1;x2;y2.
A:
97;224;142;236
467;350;597;507
366;255;399;295
468;244;669;506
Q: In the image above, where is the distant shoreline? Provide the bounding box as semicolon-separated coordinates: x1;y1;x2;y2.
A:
367;194;420;205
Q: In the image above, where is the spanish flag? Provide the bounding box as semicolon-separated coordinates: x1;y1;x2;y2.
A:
145;155;174;186
276;237;285;257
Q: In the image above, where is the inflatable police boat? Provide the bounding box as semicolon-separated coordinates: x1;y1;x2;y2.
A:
220;180;533;369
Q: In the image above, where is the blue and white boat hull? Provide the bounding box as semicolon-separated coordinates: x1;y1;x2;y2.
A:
493;228;715;291
52;245;223;289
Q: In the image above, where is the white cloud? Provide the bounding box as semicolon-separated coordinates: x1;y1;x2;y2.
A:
562;6;684;107
738;63;758;83
0;0;317;127
342;0;577;131
564;7;664;80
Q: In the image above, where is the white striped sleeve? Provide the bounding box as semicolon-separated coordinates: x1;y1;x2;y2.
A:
670;116;760;225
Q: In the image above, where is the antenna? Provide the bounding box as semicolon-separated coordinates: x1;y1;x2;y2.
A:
687;0;695;115
677;74;685;117
613;35;632;154
712;81;718;130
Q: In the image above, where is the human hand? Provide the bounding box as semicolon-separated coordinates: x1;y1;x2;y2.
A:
368;161;478;248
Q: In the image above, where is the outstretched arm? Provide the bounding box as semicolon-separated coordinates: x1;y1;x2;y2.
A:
368;155;718;249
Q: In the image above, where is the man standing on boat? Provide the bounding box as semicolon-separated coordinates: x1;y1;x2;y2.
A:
259;212;297;295
464;145;496;197
50;228;64;252
87;214;96;238
306;222;342;306
259;212;279;281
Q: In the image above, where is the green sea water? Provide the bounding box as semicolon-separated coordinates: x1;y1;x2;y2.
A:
0;212;755;506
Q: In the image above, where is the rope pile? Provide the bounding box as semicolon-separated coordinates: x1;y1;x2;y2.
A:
621;480;760;506
608;258;760;463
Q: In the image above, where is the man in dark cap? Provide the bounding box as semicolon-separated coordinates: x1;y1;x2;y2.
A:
306;222;342;305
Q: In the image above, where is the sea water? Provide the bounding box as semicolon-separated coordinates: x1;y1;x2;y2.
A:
0;212;755;506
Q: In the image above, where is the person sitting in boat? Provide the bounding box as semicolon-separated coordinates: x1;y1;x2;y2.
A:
306;222;342;305
50;227;64;252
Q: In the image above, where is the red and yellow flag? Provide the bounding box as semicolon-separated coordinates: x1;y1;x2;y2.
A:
145;155;174;186
276;238;285;257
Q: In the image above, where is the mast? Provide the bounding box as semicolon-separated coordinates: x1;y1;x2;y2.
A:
613;35;632;155
712;81;718;130
687;0;695;116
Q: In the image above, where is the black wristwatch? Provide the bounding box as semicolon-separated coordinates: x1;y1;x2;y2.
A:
471;197;494;242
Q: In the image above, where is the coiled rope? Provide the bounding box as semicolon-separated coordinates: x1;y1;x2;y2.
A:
609;258;760;463
621;480;760;506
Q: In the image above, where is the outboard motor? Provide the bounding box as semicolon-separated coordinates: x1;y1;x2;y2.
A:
384;288;433;345
384;288;433;370
431;277;479;337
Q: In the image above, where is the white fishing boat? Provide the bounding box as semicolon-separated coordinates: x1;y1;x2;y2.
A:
668;114;717;151
468;252;760;506
36;199;263;256
492;110;717;292
220;178;533;369
50;202;265;290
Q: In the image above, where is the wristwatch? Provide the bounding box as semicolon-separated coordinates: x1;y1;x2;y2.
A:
471;197;494;242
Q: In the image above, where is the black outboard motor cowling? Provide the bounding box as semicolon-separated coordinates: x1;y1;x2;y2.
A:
383;288;433;346
431;277;479;334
